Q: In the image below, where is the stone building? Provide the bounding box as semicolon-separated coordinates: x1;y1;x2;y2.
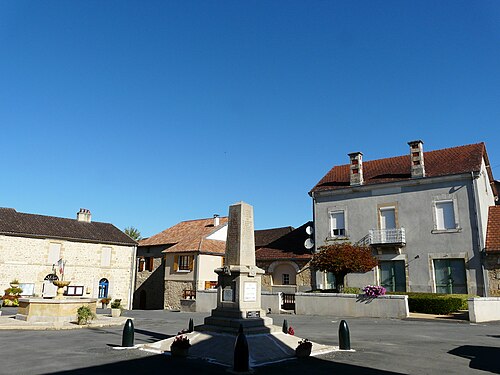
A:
0;208;137;308
135;215;228;310
255;222;314;293
310;141;497;295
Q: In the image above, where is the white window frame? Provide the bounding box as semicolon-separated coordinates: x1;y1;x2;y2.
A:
432;195;460;233
329;210;347;238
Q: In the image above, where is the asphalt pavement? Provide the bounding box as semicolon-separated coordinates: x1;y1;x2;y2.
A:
0;307;499;374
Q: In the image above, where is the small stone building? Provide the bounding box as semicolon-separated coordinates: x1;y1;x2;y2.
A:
0;208;137;309
135;215;228;310
255;222;314;293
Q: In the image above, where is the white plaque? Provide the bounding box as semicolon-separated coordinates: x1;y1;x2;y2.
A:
243;282;257;302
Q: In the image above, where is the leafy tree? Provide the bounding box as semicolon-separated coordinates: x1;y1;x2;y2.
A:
311;242;378;292
124;226;142;241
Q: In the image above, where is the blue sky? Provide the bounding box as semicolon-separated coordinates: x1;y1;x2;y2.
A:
1;1;499;237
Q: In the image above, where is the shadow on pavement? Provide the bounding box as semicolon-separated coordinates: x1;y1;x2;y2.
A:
49;353;406;375
449;345;500;373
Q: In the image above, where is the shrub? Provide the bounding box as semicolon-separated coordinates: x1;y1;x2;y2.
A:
111;299;122;309
343;287;362;294
386;292;469;314
77;305;96;325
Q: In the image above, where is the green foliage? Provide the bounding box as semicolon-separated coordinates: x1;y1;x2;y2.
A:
111;299;122;309
2;285;23;307
387;292;469;314
77;305;96;325
124;227;142;241
311;243;378;291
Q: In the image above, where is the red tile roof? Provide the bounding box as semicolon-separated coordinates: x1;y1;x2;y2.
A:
255;222;313;261
310;143;496;195
139;217;228;255
486;206;500;253
0;208;137;246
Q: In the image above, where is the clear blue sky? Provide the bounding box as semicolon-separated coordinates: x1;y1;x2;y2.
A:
1;1;499;238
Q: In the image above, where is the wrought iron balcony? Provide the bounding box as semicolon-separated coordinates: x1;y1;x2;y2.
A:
357;228;406;246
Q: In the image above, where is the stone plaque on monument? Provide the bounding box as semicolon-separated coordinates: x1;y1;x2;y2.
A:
243;282;257;302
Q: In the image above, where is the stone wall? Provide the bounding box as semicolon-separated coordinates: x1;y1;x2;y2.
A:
164;280;195;310
0;234;136;308
485;254;500;296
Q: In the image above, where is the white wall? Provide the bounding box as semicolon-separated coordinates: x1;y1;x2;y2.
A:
196;254;223;289
468;297;500;323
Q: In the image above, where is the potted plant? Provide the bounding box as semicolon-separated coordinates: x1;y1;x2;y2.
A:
10;279;20;288
110;299;122;317
295;339;313;358
77;305;96;325
170;335;191;357
100;297;111;309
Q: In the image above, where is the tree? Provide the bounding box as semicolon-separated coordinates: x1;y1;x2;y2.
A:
124;226;142;241
311;242;378;292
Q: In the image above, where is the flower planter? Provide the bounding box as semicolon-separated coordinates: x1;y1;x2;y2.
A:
295;345;312;358
111;308;121;317
170;346;189;358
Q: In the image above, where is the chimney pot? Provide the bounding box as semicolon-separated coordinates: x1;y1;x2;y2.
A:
77;208;92;223
213;214;220;227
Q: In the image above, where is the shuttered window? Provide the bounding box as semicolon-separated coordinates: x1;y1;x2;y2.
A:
330;211;346;237
174;255;193;272
435;201;455;230
101;247;112;267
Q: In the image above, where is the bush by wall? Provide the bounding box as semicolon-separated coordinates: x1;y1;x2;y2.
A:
387;292;469;315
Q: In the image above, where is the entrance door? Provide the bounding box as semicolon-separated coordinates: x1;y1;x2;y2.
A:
380;261;406;292
434;259;467;294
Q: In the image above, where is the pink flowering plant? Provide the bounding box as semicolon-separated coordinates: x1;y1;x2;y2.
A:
362;285;386;297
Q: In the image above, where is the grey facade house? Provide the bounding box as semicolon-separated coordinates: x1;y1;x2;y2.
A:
310;141;497;296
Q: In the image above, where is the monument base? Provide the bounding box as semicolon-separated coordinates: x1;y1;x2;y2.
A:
197;307;277;335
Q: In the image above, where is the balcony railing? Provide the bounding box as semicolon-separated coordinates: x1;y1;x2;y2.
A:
369;228;406;245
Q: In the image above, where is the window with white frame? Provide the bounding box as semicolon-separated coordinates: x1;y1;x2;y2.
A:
434;200;456;230
329;211;346;237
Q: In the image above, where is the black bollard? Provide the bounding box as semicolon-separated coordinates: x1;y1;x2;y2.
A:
338;319;350;350
282;319;288;334
122;318;134;347
233;324;249;373
188;318;194;333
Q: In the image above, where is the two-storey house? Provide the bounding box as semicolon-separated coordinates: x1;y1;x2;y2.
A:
310;141;497;296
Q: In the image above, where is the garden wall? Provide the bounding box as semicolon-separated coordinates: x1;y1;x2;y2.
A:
295;293;409;318
468;297;500;323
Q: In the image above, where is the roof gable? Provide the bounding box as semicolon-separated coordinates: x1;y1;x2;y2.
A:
311;143;491;194
139;217;229;254
255;222;313;261
0;208;136;246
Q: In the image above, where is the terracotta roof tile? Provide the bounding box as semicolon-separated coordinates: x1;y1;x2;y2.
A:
310;143;496;194
0;208;136;246
255;222;313;261
486;206;500;253
139;217;228;254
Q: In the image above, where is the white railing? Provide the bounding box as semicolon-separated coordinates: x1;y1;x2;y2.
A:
368;228;406;245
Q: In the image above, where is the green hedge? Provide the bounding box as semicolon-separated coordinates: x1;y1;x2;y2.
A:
387;292;469;315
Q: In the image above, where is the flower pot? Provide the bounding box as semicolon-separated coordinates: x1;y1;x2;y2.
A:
111;308;121;317
170;346;189;358
295;345;312;358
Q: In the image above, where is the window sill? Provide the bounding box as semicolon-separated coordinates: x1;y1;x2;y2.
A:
326;236;349;242
176;270;191;273
431;228;462;234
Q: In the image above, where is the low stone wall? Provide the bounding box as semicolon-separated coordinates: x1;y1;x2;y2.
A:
468;297;500;323
261;292;281;314
195;289;217;312
295;293;409;318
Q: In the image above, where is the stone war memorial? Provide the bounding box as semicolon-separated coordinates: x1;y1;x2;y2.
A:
140;201;335;367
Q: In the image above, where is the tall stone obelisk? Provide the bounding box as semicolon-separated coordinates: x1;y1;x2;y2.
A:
199;201;275;334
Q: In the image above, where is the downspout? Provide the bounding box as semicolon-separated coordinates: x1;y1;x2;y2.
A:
128;244;138;309
471;172;489;297
311;191;320;290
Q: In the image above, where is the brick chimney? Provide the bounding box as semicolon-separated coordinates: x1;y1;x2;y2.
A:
408;140;425;178
213;214;220;226
348;152;364;186
77;208;92;223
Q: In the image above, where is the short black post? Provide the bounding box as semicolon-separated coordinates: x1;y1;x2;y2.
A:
282;319;288;334
122;319;134;347
188;318;194;333
233;324;249;373
338;319;350;350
